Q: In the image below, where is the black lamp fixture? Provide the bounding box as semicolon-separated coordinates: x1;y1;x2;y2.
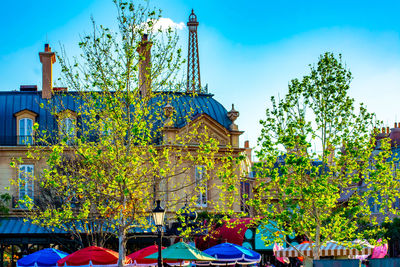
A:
152;200;165;226
152;200;165;266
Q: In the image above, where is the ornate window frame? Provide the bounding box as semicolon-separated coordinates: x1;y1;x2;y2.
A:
195;165;207;207
14;109;37;145
57;109;77;144
18;164;34;209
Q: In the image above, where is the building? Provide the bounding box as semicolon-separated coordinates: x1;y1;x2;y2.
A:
0;11;252;266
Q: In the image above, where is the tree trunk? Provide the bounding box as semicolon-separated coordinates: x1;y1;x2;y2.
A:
304;258;313;267
314;223;321;260
117;226;126;267
118;195;127;267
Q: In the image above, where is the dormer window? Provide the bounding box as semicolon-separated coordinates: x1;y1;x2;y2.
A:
58;110;77;145
14;110;37;145
100;117;112;136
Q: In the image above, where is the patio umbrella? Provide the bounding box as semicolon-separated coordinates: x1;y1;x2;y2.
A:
57;246;131;266
370;238;388;259
145;242;216;263
275;241;374;258
127;245;189;266
17;248;69;267
195;243;261;266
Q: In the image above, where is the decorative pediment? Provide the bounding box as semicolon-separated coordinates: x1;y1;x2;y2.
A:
57;109;77;119
14;109;38;119
177;113;230;146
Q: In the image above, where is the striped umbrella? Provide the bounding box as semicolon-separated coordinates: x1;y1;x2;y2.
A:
275;241;373;258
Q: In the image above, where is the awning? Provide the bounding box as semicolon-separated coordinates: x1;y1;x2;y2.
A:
275;241;373;258
195;218;256;250
0;217;66;234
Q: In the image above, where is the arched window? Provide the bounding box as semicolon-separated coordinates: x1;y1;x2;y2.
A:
15;110;37;145
19;118;33;145
60;117;76;144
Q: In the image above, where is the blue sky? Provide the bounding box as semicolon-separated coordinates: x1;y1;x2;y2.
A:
1;0;400;156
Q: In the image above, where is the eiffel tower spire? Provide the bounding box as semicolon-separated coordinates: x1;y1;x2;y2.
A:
186;9;201;93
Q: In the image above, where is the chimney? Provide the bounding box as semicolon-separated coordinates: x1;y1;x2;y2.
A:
20;85;38;92
375;126;391;149
390;125;400;148
53;87;68;93
137;34;152;97
39;44;56;99
243;140;252;164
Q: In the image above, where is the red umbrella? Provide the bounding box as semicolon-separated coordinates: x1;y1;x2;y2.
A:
127;245;165;266
57;246;131;266
128;245;189;266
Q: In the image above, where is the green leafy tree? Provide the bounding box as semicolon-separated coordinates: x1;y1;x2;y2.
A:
250;52;400;261
11;1;240;266
0;193;11;214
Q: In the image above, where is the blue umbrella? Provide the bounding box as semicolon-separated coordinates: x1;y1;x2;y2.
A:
17;248;69;267
196;243;261;266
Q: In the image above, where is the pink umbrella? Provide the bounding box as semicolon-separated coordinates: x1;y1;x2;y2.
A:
273;243;290;264
371;239;388;259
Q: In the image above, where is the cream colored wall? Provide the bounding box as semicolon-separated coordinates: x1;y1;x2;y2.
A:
161;114;243;213
0;150;14;195
163;151;242;214
0;148;48;212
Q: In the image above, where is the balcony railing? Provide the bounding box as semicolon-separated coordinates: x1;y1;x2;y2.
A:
0;134;163;146
0;135;100;146
11;195;39;209
0;135;35;146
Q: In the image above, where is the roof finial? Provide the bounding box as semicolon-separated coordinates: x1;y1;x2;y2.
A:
227;104;239;131
163;102;175;127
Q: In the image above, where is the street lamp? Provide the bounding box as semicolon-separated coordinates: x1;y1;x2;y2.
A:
152;200;165;267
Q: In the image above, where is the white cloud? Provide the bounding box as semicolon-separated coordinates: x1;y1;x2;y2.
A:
143;18;185;32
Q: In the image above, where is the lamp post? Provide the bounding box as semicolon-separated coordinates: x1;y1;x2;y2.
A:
153;200;165;267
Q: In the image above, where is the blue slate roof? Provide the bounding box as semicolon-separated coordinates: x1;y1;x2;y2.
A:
0;91;231;145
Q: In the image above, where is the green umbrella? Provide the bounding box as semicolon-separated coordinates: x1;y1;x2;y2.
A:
145;242;216;262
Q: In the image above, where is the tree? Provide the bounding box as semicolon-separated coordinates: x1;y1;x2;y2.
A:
0;193;11;214
11;1;240;266
382;218;400;256
250;52;400;262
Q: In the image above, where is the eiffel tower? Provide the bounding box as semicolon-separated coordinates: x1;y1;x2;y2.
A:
186;9;202;93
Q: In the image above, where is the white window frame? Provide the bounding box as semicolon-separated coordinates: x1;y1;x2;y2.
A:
18;118;33;145
369;196;381;214
19;164;34;208
60;117;76;144
195;165;207;207
100;118;112;136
